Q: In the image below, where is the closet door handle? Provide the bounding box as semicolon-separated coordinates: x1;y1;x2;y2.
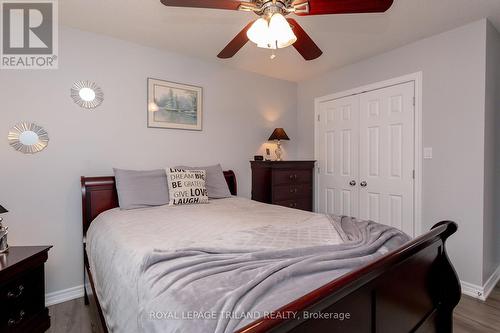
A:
360;181;367;187
349;180;356;186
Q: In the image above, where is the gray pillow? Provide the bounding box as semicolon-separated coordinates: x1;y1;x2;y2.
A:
113;168;169;210
175;164;231;199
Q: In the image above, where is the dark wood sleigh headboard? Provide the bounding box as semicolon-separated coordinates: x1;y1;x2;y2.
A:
81;170;237;235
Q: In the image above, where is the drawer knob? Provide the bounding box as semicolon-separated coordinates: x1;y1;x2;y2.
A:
289;188;298;193
7;310;25;327
7;285;24;299
289;174;298;180
289;202;297;208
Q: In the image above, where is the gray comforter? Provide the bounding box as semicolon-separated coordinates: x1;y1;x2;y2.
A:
137;216;410;333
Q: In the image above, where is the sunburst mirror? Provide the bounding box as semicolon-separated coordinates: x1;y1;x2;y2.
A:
8;122;49;154
71;80;104;109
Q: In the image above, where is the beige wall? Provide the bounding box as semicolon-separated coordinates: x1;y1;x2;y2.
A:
0;27;298;295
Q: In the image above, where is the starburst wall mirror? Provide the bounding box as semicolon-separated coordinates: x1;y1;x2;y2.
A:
8;122;49;154
71;80;104;109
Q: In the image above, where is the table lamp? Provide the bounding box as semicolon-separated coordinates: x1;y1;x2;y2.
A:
268;128;290;161
0;205;9;253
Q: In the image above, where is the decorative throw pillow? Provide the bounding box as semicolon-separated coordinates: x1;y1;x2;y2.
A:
113;168;169;210
175;164;231;199
166;168;209;206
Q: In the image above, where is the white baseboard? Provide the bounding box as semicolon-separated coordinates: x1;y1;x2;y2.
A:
461;265;500;301
461;281;486;300
45;284;84;307
483;265;500;298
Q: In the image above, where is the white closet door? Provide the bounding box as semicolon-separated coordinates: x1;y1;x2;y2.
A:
358;82;415;236
317;95;359;217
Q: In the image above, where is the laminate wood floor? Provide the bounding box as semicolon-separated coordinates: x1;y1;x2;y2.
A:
47;297;95;333
48;284;500;333
454;283;500;333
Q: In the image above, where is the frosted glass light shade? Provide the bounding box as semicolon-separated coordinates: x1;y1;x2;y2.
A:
247;18;270;46
269;13;297;49
247;14;297;50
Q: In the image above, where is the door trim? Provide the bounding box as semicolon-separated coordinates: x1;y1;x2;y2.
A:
314;72;423;236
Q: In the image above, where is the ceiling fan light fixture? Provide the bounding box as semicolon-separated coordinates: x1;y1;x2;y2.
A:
247;13;297;50
269;13;297;49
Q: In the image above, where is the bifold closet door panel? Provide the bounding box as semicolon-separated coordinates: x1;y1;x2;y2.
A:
317;95;359;217
358;82;415;236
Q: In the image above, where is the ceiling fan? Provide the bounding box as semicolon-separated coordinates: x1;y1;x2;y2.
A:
160;0;394;61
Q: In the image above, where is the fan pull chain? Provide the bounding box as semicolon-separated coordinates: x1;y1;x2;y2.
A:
270;41;277;60
270;50;276;60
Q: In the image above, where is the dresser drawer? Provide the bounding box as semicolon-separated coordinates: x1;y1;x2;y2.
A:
0;267;45;332
273;184;312;201
272;169;312;185
274;197;312;211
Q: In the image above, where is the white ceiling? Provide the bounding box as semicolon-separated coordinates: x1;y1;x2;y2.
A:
60;0;500;82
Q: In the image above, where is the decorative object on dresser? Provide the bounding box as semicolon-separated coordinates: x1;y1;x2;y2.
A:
251;160;315;211
0;246;52;332
70;80;104;109
268;128;290;161
265;148;272;161
0;205;9;253
8;122;49;154
147;78;203;131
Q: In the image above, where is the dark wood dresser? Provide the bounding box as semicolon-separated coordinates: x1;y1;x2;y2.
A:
0;246;52;333
251;161;315;211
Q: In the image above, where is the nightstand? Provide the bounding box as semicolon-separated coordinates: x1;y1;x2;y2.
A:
251;161;315;211
0;246;52;332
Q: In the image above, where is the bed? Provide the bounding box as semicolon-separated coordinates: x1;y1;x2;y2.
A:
81;171;461;333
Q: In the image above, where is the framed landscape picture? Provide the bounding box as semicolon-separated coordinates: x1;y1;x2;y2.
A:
147;78;203;131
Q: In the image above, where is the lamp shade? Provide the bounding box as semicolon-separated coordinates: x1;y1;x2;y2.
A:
0;205;7;214
268;128;290;141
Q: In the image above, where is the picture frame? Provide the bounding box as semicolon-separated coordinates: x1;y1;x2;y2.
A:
147;78;203;131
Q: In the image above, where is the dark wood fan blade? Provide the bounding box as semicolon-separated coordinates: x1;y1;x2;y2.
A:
217;21;255;59
294;0;394;16
160;0;246;10
287;18;322;61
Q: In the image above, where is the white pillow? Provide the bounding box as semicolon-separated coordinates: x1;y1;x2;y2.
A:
166;168;209;206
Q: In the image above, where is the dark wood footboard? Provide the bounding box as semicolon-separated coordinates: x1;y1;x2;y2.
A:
81;175;460;333
237;221;461;333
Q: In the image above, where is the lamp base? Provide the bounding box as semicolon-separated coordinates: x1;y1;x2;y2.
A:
275;140;283;161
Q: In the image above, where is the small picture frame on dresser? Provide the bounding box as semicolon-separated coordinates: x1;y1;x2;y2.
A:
265;148;272;161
